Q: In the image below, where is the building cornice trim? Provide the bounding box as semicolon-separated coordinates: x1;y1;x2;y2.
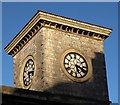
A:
5;10;112;56
38;11;112;36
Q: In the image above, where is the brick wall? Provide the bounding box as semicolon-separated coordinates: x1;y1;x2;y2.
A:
13;27;109;101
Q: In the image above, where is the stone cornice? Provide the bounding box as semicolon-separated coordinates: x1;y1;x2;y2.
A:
5;10;112;56
38;11;112;36
5;12;41;56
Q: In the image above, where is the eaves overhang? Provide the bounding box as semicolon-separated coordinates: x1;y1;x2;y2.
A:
4;10;112;57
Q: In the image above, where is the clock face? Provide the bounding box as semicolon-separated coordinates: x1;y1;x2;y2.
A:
64;52;88;78
61;49;92;82
23;59;35;86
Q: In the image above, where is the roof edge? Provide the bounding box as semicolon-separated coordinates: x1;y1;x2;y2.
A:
4;10;112;56
38;10;112;31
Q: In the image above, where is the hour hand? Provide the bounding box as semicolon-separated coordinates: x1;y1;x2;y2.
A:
75;65;80;73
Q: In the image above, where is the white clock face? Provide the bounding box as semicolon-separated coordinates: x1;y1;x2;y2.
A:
64;52;88;78
23;59;34;86
61;49;92;82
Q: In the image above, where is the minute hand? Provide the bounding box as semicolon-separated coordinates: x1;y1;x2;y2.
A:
76;65;87;74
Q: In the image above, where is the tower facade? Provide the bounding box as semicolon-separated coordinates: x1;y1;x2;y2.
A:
5;10;112;104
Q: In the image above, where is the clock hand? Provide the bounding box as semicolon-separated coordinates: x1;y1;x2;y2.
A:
79;66;87;74
75;65;87;74
75;65;80;73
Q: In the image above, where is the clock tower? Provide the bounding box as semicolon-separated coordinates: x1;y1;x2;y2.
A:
5;10;112;104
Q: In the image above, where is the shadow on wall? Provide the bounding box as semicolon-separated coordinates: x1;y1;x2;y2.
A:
1;52;111;105
42;52;110;103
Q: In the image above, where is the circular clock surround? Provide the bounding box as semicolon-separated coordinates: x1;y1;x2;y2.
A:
20;55;36;89
61;49;92;82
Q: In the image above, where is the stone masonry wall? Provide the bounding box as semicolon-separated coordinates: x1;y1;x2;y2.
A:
13;28;44;91
13;27;109;101
42;27;109;101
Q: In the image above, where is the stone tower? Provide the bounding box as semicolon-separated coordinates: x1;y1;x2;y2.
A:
5;10;112;104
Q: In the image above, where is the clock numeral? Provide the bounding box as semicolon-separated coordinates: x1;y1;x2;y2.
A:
76;55;80;59
72;72;76;77
77;73;81;77
74;53;76;59
82;63;86;67
82;65;88;70
65;64;69;68
80;72;85;76
66;55;71;60
80;58;84;62
65;59;69;63
70;54;74;59
68;69;71;73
